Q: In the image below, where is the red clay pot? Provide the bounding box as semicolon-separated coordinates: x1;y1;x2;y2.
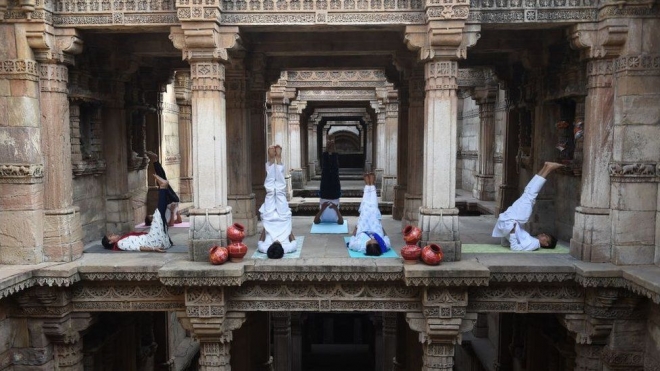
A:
421;244;444;266
228;242;248;262
402;225;422;245
227;223;246;243
401;244;422;264
209;245;229;265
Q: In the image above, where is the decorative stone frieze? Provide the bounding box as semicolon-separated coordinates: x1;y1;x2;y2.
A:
71;283;185;312
614;54;660;76
608;162;659;182
0;59;40;81
467;285;585;313
0;164;44;183
489;272;575;283
226;283;422;312
281;69;389;88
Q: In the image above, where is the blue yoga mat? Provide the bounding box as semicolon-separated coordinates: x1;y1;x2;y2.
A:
343;237;399;258
251;237;304;259
310;220;349;234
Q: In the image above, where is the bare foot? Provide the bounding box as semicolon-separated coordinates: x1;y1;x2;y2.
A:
267;145;277;163
363;173;370;184
145;151;158;162
274;145;282;164
175;212;182;224
368;172;375;185
545;162;564;171
289;232;295;242
154;174;169;189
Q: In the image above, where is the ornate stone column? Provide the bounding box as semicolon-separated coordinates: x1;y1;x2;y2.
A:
169;25;239;261
247;53;267;208
267;84;296;200
174;69;193;203
393;64;410;221
177;288;246;371
382;88;399;202
568;23;626;263
406;288;477;371
289;100;307;191
291;312;302;371
103;76;133;234
365;118;374;172
226;54;257;235
372;100;386;189
473;84;498;201
403;64;426;228
307;115;319;179
271;312;292;371
404;16;480;261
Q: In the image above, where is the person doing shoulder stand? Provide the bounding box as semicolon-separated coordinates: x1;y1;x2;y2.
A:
492;161;562;251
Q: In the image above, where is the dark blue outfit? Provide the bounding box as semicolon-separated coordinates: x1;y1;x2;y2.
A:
153;161;179;235
319;152;341;199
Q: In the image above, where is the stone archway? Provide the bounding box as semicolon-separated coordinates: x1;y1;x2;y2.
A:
267;69;398;201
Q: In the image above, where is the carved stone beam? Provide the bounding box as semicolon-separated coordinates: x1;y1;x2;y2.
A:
25;26;83;65
404;23;480;61
456;67;498;89
569;21;628;60
169;25;240;63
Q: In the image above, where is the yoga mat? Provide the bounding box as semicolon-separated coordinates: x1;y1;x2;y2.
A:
462;243;569;254
251;237;304;259
343;237;399;258
135;221;190;229
310;220;349;234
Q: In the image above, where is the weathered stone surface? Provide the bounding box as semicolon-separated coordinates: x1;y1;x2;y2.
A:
9;79;39;99
612;210;656;245
612;182;658;211
612;124;660;161
613;244;655;265
0;184;43;211
0;209;43;248
0;127;41;163
7;97;40;128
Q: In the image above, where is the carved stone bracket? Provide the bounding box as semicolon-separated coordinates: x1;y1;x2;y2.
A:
569;22;628;60
25;26;83;65
404;23;480;61
560;313;613;345
169;25;240;63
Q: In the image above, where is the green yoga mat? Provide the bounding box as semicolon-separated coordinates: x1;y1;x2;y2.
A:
343;237;399;258
251;237;305;259
462;243;569;254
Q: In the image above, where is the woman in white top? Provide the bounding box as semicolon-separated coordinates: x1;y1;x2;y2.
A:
347;173;391;256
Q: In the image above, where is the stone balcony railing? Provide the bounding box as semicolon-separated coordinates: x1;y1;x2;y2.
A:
0;0;619;27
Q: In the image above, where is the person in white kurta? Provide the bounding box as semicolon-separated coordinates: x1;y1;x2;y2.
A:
258;146;297;254
492;162;562;251
348;173;391;255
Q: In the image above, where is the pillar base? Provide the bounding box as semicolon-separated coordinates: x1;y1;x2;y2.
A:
188;206;232;262
308;162;317;179
228;194;257;236
290;169;305;192
392;185;407;220
44;207;83;262
402;193;422;228
179;177;193;203
571;207;611;262
382;175;396;202
473;174;495;201
374;168;384;190
419;208;461;262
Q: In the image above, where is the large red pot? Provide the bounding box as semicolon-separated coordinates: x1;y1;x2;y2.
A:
402;225;422;245
421;244;443;266
227;223;246;243
228;242;248;262
401;244;422;264
209;245;229;265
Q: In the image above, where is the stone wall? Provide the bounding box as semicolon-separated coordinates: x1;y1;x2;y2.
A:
459;96;479;192
128;169;149;226
73;175;105;244
493;90;506;208
161;85;181;196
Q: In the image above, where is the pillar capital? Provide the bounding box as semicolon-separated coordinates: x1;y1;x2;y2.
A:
169;24;240;63
26;26;83;65
174;69;192;104
569;21;628;61
404;23;480;62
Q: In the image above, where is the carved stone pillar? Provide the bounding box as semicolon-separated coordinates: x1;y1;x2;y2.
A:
271;312;292;371
382;89;399;202
267;85;296;200
103;76;133;234
226;55;257;236
403;64;426;227
383;312;398;371
291;312;302;371
177;288;246;371
307;118;318;179
393;67;410;221
174;70;193;203
372;314;384;371
568;23;625;263
169;25;239;261
247;53;267;208
43;314;94;371
365;121;374;172
406;291;477;371
372;101;386;190
473;85;498;201
289;100;307;191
